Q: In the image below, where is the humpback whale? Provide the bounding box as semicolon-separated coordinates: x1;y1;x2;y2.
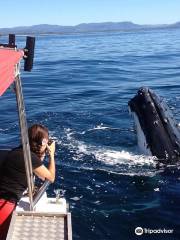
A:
128;87;180;163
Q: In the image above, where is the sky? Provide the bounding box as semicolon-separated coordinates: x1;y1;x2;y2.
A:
0;0;180;28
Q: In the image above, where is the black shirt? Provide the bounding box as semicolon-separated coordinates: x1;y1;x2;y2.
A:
0;147;42;202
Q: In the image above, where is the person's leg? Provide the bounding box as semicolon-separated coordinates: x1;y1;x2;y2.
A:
0;199;16;240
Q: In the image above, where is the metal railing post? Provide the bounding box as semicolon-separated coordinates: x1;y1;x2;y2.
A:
14;71;34;211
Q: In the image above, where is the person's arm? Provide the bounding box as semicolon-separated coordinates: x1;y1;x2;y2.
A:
33;141;56;182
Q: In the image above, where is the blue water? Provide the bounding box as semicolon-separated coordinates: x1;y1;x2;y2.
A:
1;29;180;239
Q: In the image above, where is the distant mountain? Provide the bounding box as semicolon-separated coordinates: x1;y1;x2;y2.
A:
74;22;142;31
169;21;180;27
0;21;180;35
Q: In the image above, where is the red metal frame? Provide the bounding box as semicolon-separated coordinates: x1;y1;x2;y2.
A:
0;49;24;96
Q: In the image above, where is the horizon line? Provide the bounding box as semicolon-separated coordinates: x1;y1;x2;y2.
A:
0;20;180;29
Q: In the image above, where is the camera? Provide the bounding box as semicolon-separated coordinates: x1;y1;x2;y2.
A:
48;139;53;146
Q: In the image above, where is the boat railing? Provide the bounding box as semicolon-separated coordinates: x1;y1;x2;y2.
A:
0;34;36;210
32;180;51;208
1;34;73;239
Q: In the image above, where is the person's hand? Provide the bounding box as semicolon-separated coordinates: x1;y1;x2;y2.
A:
46;141;55;159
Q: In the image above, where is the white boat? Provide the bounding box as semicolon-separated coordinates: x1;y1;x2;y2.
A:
0;34;72;240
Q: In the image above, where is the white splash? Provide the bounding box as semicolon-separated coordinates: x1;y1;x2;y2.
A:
92;123;112;130
94;149;156;167
70;196;83;201
59;128;158;176
83;123;119;134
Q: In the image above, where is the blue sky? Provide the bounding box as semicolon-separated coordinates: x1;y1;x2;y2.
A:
0;0;180;28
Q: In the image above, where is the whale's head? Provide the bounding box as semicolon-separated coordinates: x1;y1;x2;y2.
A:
128;87;180;163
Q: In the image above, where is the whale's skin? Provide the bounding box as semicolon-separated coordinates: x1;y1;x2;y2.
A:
128;87;180;163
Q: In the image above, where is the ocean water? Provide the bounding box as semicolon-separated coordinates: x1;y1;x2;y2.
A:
0;29;180;239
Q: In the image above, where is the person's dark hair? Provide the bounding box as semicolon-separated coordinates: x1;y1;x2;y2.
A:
28;124;49;158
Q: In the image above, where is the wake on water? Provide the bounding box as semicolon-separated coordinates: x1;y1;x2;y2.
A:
50;125;160;177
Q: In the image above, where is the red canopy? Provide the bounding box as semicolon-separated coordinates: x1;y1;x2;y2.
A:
0;48;24;96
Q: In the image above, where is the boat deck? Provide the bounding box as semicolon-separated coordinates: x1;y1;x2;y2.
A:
6;211;72;240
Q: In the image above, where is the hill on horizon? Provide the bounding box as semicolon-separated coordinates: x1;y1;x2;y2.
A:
0;21;180;35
